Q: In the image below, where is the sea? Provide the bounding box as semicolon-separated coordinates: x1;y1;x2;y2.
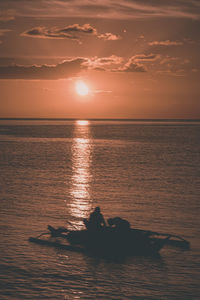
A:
0;119;199;300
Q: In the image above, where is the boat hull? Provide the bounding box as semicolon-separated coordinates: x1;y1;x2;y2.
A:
29;227;166;257
67;228;165;255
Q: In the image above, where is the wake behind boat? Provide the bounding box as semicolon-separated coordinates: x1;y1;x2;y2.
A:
29;222;190;258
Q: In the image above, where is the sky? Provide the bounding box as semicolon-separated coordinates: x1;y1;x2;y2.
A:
0;0;200;119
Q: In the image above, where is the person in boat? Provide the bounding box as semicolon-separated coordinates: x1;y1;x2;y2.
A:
107;217;130;231
83;206;106;231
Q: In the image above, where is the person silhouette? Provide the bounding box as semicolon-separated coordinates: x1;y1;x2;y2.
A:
83;207;106;231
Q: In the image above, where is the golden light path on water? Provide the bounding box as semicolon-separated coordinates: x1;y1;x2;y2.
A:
68;120;93;227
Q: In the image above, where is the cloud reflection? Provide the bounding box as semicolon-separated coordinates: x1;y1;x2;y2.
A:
69;120;93;224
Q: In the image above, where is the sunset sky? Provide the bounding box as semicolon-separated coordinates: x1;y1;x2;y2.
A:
0;0;200;119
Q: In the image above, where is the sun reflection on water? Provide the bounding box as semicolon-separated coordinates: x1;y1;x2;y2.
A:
68;120;93;224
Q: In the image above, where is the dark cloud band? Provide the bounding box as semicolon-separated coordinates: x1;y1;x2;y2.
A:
0;58;87;79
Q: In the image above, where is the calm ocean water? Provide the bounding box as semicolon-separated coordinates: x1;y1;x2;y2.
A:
0;119;199;300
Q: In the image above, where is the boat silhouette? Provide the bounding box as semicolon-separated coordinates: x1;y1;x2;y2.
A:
29;223;190;258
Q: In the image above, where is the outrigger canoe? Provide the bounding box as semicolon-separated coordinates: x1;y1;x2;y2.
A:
29;224;190;258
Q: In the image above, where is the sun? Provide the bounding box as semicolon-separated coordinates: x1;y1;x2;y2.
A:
75;80;89;96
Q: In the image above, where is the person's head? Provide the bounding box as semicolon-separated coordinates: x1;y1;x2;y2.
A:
94;206;100;213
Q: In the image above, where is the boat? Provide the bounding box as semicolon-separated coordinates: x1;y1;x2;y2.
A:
29;224;190;258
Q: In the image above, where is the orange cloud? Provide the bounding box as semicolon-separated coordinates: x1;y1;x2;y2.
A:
98;32;121;40
115;58;146;72
85;55;123;69
113;54;159;72
120;63;146;72
131;54;160;62
149;40;183;46
22;24;97;42
22;23;121;43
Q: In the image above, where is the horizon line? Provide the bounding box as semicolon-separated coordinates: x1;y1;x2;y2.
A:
0;118;200;122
